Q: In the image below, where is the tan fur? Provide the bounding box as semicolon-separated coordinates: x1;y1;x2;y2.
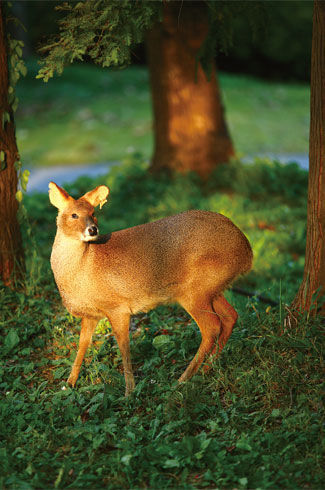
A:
49;182;253;395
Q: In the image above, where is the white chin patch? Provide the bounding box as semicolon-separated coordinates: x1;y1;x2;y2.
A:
81;233;98;242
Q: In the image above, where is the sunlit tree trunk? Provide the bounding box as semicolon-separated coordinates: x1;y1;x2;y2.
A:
147;1;234;179
0;2;24;286
291;0;325;316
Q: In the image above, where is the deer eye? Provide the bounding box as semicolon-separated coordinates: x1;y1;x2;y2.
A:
71;213;78;219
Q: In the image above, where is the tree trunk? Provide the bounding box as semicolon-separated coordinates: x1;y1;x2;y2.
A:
146;1;234;179
0;2;24;287
291;0;325;316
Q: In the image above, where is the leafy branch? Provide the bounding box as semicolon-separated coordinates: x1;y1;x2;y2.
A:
37;0;162;82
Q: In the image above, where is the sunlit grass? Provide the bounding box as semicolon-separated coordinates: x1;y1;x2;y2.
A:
15;61;309;167
222;74;309;154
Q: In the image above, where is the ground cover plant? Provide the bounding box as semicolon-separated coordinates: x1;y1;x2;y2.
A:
0;158;324;488
15;62;310;168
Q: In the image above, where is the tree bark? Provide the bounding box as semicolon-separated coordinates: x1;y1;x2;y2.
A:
0;1;24;287
146;1;234;179
291;0;325;316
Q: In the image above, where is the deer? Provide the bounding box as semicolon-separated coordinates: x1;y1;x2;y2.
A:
49;182;253;396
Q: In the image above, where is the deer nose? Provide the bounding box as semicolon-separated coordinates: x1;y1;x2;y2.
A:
88;225;98;237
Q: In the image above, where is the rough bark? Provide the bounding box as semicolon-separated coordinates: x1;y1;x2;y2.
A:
146;1;234;179
0;2;24;286
291;0;325;316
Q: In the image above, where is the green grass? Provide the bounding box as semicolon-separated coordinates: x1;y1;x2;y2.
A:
15;61;310;168
1;158;324;488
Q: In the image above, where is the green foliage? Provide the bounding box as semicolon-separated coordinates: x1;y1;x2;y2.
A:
7;37;27;110
3;6;29;193
5;7;27;112
1;158;323;488
37;0;266;83
37;0;162;82
197;0;265;76
225;0;313;81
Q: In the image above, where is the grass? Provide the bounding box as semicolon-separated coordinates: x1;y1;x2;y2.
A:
1;158;324;488
15;61;310;168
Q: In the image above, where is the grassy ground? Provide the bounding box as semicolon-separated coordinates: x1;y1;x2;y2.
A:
1;158;324;488
15;61;310;168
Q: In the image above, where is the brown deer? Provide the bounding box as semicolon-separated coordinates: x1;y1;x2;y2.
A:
49;182;252;395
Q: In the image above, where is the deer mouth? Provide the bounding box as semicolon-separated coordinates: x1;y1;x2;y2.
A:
82;226;99;242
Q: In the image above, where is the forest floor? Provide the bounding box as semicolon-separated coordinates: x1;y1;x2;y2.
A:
1;158;324;489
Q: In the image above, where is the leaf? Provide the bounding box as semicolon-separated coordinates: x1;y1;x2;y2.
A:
239;477;248;486
4;329;20;352
121;454;132;465
152;335;172;350
20;64;27;77
12;96;19;112
53;367;66;380
0;150;6;170
89;403;101;416
16;190;23;202
271;408;281;417
21;169;30;191
54;467;64;488
2;111;10;129
163;459;180;468
236;439;252;451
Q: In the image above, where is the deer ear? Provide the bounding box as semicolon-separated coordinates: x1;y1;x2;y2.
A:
49;182;73;210
82;185;110;209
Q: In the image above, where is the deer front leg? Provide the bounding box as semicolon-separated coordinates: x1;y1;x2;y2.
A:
108;311;134;396
68;317;98;387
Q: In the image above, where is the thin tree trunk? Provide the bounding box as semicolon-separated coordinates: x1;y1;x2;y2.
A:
0;1;24;286
147;1;234;179
291;0;325;316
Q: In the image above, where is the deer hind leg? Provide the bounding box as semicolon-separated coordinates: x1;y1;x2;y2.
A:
68;317;98;387
203;294;238;372
107;311;134;397
178;299;221;383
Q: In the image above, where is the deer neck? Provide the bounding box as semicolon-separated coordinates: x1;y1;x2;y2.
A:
51;230;90;282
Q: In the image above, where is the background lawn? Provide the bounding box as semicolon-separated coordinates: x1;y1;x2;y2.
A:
15;61;310;168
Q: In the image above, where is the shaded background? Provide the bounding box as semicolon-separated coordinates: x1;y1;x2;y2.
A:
17;0;312;81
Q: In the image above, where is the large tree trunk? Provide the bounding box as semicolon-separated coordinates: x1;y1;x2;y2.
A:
291;0;325;316
0;2;24;286
146;1;234;179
